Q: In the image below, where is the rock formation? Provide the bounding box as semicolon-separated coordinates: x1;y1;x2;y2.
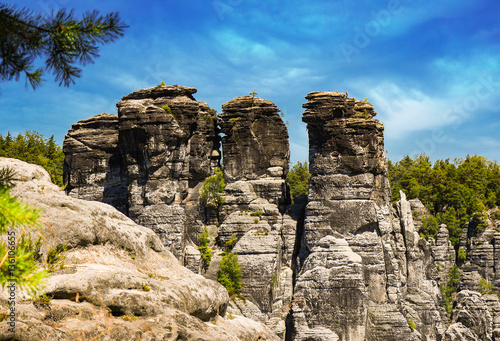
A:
218;96;289;181
289;92;415;340
211;95;296;336
0;157;279;341
61;85;500;340
63;113;127;212
64;85;220;259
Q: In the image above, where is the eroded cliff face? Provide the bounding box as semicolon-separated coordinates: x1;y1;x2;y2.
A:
62;86;500;341
288;92;449;341
213;95;296;336
64;85;220;259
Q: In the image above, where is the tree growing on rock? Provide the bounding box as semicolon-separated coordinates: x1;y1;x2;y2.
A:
217;236;242;296
200;167;226;223
286;161;311;203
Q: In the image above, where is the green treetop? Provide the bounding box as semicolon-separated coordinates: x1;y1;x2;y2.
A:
287;161;311;203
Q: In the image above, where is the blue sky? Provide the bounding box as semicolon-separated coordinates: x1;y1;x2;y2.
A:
2;0;500;165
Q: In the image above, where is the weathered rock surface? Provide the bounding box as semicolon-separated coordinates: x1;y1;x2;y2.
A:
60;86;500;340
63;113;127;213
289;92;445;341
0;157;279;341
212;96;295;335
64;85;220;259
219;96;289;181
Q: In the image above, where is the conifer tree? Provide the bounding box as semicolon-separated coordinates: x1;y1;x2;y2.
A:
0;3;127;88
0;168;48;294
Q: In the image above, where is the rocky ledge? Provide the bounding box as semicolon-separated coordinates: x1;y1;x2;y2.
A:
0;157;279;341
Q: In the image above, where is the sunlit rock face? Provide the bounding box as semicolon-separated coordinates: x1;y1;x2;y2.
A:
64;85;220;258
218;95;290;182
290;92;421;341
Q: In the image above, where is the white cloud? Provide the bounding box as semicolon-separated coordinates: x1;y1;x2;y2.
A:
365;82;452;139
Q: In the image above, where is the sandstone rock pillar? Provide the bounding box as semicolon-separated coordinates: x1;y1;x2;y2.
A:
290;92;414;341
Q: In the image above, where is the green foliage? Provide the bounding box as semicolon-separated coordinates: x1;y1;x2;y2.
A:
200;167;226;208
0;232;48;295
249;90;257;98
286;161;311;203
157;81;166;87
470;211;489;233
0;187;40;235
142;283;151;291
0;4;127;88
0;171;51;294
389;154;500;245
457;249;467;262
408;318;416;331
225;234;237;251
479;277;494;295
0;131;65;187
47;244;67;272
440;265;461;316
217;252;242;296
198;227;212;270
491;210;500;221
250;210;263;217
162;104;172;115
419;215;439;239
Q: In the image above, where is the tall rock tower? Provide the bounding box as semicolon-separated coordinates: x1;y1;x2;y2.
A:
290;92;416;340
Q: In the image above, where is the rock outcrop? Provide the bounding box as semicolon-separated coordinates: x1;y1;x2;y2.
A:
210;95;295;337
0;157;279;341
288;92;449;341
63;113;127;213
218;96;289;181
289;92;412;340
64;85;220;259
60;86;500;340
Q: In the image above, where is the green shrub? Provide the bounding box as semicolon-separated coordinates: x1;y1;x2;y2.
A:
200;167;226;208
419;215;439;239
287;161;311;203
479;277;494;295
162;104;173;115
250;210;263;217
408;318;416;331
457;249;467;262
440;265;461;316
471;211;489;233
217;252;242;296
225;235;237;251
198;227;212;270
